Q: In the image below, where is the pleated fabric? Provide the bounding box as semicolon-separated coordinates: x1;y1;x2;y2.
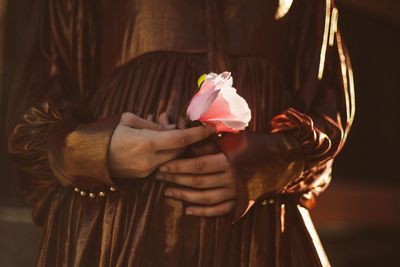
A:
4;0;355;265
30;52;324;267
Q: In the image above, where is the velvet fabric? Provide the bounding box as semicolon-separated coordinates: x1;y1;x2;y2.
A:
6;0;354;266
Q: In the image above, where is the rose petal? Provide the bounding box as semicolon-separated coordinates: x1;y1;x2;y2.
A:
204;119;248;132
200;87;251;126
187;71;252;133
214;72;233;89
187;88;220;121
218;87;251;122
199;94;231;121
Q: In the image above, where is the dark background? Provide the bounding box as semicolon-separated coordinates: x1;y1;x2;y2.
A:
1;0;399;266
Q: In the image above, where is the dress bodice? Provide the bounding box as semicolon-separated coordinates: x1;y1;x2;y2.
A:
98;0;294;80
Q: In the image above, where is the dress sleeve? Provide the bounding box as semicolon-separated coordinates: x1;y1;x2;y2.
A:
219;0;355;221
271;0;355;198
6;0;119;211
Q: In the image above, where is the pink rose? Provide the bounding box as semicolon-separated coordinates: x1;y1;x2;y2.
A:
187;72;251;133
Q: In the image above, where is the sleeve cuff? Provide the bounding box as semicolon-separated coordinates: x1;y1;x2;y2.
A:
215;132;304;223
47;115;121;188
270;108;332;169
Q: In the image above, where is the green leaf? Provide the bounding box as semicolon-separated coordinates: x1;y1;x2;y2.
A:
197;74;207;89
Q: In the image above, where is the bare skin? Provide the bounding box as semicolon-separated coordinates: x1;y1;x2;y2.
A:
156;115;238;217
109;112;215;178
109;112;238;217
157;152;238;217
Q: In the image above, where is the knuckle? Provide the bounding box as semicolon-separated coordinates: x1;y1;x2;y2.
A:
193;159;204;173
192;175;204;188
179;134;189;147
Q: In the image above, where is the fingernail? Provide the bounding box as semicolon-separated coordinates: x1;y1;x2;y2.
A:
186;209;193;215
165;190;172;197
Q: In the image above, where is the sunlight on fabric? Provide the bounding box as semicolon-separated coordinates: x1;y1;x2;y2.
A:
318;0;332;80
298;205;331;267
280;204;286;233
329;8;339;46
336;30;356;142
275;0;293;20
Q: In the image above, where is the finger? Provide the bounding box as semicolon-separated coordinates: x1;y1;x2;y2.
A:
154;112;176;130
177;115;187;129
186;200;236;216
159;153;229;174
159;113;176;130
156;172;232;189
190;141;219;157
154;148;185;165
121;113;165;131
159;112;170;126
165;124;177;130
153;125;215;150
164;187;236;205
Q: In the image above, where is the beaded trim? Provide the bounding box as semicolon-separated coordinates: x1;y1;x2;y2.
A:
260;198;275;206
73;186;117;198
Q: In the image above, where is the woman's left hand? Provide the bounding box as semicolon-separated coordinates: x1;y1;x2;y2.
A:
156;152;237;216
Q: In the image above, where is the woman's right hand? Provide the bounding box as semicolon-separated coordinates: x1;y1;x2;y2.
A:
109;112;215;178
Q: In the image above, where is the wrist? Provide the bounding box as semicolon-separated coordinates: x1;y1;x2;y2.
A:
47;115;120;188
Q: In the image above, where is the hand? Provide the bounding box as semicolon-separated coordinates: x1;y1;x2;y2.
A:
156;152;237;216
109;112;215;178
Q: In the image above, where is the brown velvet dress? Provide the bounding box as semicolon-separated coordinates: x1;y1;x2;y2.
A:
6;0;355;266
